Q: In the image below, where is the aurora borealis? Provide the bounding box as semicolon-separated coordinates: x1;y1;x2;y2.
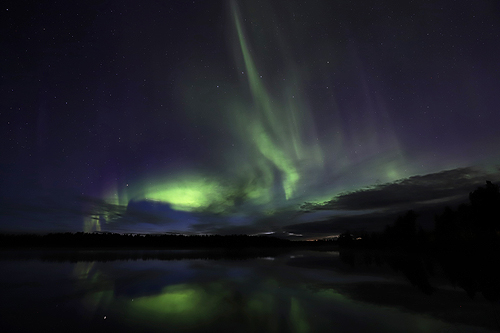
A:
1;0;500;237
8;251;494;333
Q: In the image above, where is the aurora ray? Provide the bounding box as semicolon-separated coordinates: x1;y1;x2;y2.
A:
1;0;499;235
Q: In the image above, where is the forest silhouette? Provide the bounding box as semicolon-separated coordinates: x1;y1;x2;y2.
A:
0;233;295;249
2;181;500;305
1;181;499;252
333;181;500;304
338;181;500;252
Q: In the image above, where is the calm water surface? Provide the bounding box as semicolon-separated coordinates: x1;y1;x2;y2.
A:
1;250;498;332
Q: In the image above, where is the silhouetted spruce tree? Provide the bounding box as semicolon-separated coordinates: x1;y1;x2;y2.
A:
468;181;500;240
434;181;500;248
338;231;354;246
384;210;418;248
395;210;418;239
435;206;458;245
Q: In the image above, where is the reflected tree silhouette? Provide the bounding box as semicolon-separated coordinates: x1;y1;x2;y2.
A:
334;181;500;303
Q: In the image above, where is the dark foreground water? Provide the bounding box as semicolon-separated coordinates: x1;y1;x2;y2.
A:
1;250;498;333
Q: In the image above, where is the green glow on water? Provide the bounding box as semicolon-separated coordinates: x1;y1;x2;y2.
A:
127;283;229;329
290;297;310;333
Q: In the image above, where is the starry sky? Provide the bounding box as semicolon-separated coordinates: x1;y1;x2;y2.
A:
1;0;500;238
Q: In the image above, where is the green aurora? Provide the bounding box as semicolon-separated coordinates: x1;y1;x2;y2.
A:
4;0;498;235
99;1;408;232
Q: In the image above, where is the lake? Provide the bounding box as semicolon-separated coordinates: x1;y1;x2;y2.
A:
0;249;498;332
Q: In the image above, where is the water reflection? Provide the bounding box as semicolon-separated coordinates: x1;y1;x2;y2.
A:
0;250;498;332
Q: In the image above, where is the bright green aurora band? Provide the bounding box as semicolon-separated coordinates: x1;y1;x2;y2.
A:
95;1;410;232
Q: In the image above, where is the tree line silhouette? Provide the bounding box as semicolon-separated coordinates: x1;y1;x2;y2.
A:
331;181;500;310
338;181;500;252
1;181;498;251
0;233;296;249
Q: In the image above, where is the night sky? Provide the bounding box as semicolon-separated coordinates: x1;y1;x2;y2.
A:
2;0;500;238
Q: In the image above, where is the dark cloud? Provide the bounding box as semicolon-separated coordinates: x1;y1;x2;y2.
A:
301;167;500;212
285;212;400;238
186;166;500;238
188;208;303;236
285;166;500;238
